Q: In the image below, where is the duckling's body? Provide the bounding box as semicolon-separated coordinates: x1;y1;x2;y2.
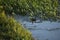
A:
30;17;36;24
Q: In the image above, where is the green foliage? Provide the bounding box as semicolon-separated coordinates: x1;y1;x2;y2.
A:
0;0;59;20
0;11;34;40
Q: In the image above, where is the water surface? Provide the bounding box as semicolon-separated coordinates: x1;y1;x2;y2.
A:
14;16;60;40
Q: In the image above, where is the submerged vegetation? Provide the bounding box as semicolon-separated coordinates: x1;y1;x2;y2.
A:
0;11;34;40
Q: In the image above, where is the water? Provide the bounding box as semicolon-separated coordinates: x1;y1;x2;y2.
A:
14;15;60;40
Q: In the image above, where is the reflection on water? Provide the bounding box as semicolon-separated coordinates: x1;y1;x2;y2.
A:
14;16;60;40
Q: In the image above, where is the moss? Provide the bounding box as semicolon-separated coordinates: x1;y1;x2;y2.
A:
0;11;34;40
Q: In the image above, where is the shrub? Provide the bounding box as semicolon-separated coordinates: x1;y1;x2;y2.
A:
0;11;34;40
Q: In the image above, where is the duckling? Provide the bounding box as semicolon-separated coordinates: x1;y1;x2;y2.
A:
30;17;36;24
